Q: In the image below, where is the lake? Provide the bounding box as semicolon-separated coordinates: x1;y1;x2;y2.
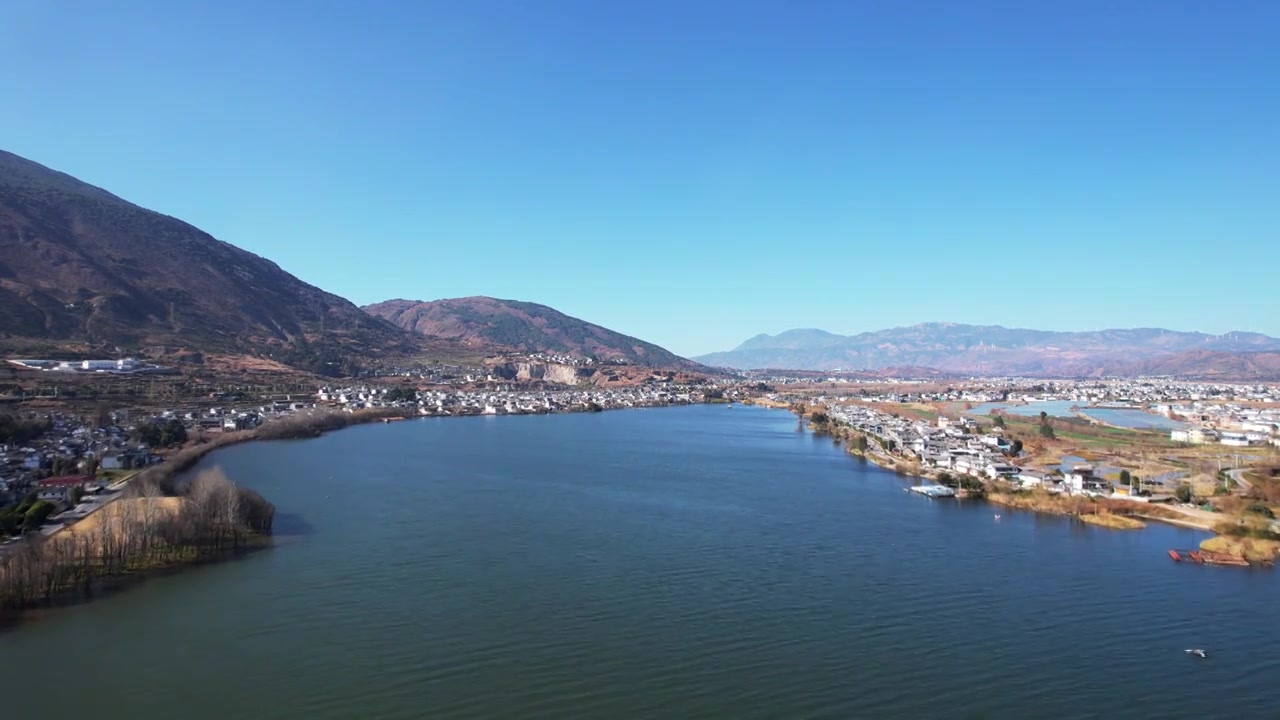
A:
1082;408;1188;430
967;400;1080;417
968;401;1186;430
3;405;1277;718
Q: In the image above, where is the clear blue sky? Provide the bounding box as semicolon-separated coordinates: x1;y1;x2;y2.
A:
3;1;1277;357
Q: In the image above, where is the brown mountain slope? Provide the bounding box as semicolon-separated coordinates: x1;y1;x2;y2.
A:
0;149;426;375
364;297;704;371
1117;350;1280;380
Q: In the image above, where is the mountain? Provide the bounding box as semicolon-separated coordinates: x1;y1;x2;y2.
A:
363;297;704;371
695;323;1280;377
1117;350;1280;380
0;149;424;375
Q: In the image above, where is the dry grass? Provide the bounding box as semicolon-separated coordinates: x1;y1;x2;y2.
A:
1079;513;1146;530
1200;535;1280;562
67;497;183;540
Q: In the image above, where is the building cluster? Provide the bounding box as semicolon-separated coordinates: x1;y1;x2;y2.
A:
1;413;157;508
316;385;709;415
1161;402;1280;448
7;358;170;374
525;353;596;367
823;402;1166;499
0;399;325;516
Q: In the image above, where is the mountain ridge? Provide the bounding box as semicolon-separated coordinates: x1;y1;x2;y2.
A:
699;323;1280;378
0;149;440;375
363;297;704;371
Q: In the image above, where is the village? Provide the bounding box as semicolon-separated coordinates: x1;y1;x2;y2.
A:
764;374;1280;547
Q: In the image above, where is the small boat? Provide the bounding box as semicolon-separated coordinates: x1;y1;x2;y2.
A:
1185;648;1207;659
1168;550;1182;562
994;514;1002;520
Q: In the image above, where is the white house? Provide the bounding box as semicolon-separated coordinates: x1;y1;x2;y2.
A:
1220;432;1252;447
985;462;1020;480
1017;470;1048;489
1171;428;1218;444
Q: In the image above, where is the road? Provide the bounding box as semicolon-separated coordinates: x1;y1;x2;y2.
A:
0;477;133;554
1228;468;1253;494
41;477;131;536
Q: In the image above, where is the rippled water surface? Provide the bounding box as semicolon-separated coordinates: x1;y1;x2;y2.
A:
3;405;1277;718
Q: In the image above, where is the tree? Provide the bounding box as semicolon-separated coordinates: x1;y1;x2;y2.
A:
1119;470;1132;486
94;403;114;429
22;500;56;533
937;471;955;487
51;457;77;476
993;415;1005;428
1039;424;1056;439
160;418;188;447
383;387;417;403
1245;502;1275;519
135;419;188;447
1175;484;1193;503
856;435;869;452
1039;411;1048;424
884;438;897;452
0;508;20;536
1009;439;1024;456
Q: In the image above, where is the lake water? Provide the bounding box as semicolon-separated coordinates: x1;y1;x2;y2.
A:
3;405;1277;718
968;401;1186;430
1082;408;1188;430
967;400;1080;417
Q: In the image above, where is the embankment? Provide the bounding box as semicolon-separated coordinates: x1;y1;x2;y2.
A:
130;407;416;496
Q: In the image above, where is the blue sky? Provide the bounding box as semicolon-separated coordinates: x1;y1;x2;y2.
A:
2;1;1277;357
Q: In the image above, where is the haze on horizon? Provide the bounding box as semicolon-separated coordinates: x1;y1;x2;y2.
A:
3;1;1277;357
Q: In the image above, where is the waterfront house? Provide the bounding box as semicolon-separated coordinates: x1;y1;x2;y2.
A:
1016;470;1049;489
35;475;91;503
985;462;1021;480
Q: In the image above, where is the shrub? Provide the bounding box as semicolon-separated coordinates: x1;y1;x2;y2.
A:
1245;502;1276;519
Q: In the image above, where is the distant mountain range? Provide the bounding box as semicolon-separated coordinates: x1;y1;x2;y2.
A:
363;297;703;371
695;323;1280;379
0;149;700;376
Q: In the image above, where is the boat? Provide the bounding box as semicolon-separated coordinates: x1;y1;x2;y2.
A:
1185;648;1207;659
994;514;1002;520
1168;549;1182;562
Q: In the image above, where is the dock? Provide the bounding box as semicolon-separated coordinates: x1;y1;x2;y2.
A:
1168;549;1253;567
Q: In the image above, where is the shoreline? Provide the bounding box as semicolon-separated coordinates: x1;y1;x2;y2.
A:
801;413;1228;536
3;400;717;622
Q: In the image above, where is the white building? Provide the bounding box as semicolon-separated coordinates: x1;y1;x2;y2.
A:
1171;428;1218;445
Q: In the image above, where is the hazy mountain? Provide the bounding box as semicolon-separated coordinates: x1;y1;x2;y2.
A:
1117;350;1280;380
363;297;704;371
695;323;1280;376
0;149;424;374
